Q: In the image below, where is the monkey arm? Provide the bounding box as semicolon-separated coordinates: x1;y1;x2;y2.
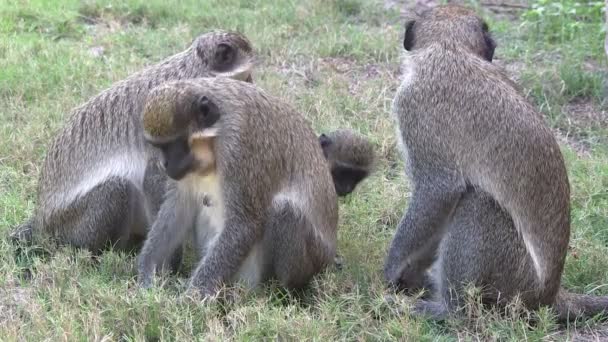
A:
188;195;265;297
384;173;465;288
137;186;196;288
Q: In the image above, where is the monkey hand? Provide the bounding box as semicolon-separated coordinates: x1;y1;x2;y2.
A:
412;299;449;321
185;278;222;302
384;262;428;294
136;256;155;289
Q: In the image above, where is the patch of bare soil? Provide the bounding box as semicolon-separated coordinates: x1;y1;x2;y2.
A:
554;128;593;158
552;99;607;157
268;56;399;95
545;324;608;342
0;285;37;325
383;0;530;20
317;57;400;94
494;58;527;82
383;0;439;18
562;100;608;130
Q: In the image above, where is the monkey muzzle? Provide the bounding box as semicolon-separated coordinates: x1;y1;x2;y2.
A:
159;138;197;181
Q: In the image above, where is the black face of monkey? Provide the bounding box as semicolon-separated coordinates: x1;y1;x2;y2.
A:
319;133;370;197
330;166;369;196
149;95;221;181
157;137;195;180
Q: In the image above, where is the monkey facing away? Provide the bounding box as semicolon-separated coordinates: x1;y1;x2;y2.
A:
137;77;338;295
384;5;608;321
12;31;256;255
319;129;376;197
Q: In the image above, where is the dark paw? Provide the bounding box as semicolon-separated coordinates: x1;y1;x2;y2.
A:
9;222;33;245
137;272;154;289
334;254;344;271
412;299;449;321
385;266;429;295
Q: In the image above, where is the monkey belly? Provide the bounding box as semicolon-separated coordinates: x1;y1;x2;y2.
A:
188;171;225;250
185;172;264;288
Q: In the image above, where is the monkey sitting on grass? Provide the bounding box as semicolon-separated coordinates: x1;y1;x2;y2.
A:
384;4;608;322
137;77;344;296
11;31;256;262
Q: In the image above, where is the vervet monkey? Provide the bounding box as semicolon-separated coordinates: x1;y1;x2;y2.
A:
137;77;338;296
319;129;376;197
12;31;255;255
385;5;608;321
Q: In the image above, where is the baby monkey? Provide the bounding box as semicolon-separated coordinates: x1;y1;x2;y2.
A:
319;129;376;197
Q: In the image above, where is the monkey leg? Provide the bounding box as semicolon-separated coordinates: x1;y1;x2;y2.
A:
262;200;336;290
9;218;35;245
384;171;466;290
142;158;168;221
142;159;183;272
47;177;151;255
416;190;539;320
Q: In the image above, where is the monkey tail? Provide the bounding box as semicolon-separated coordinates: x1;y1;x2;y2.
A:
553;288;608;322
9;218;35;246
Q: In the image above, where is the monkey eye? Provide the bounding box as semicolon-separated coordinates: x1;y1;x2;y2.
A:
319;134;332;148
213;43;235;70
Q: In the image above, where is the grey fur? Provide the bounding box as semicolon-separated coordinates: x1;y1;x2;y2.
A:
383;5;607;321
319;129;376;197
13;31;255;255
137;78;338;296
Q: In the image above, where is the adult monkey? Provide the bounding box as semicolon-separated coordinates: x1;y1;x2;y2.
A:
12;31;256;255
136;78;339;294
385;5;608;321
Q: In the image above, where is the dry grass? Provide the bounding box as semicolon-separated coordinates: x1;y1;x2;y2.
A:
1;0;607;340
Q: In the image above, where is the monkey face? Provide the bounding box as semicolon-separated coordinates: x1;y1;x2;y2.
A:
330;165;369;196
144;93;221;181
155;137;196;181
319;132;374;197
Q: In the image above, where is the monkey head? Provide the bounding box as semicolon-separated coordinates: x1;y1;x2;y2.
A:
319;129;376;196
143;84;221;180
195;30;256;83
402;5;496;62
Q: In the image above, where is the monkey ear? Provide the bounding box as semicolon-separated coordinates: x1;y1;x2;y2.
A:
483;33;496;62
319;133;332;148
481;21;496;62
213;43;236;71
403;20;416;51
195;95;221;128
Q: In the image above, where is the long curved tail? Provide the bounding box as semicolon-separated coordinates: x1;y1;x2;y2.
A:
9;218;34;246
553;288;608;322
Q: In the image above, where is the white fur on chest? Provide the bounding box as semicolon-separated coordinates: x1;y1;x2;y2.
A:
179;172;225;250
180;171;264;289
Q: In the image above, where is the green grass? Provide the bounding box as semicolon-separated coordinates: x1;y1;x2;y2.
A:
1;0;607;340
